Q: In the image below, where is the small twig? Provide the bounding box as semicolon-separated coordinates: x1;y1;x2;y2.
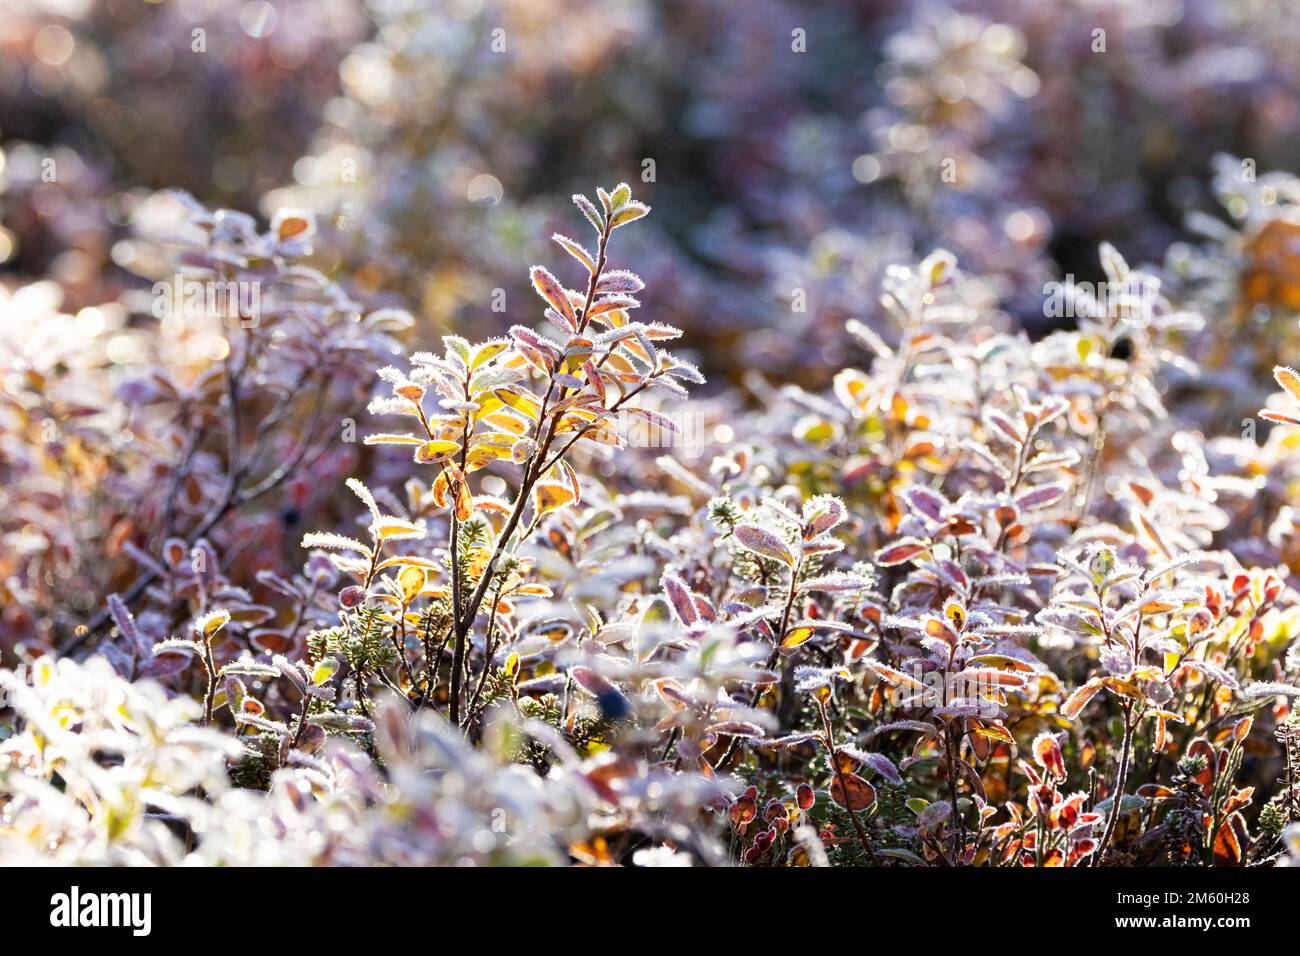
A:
1093;701;1135;866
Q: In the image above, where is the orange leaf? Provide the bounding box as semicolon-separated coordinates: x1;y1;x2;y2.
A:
830;773;876;811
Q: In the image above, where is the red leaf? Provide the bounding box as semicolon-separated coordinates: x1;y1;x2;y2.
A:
875;538;928;567
661;571;699;628
530;266;577;330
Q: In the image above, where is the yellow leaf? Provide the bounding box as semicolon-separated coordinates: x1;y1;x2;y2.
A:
430;468;450;509
364;434;424;445
482;412;529;436
311;658;339;685
602;351;635;374
1139;599;1179;616
195;609;230;638
533;482;575;515
414;440;461;464
562;340;593;373
555;409;598;432
473;393;505;416
610;202;649;228
493;389;542;420
970;722;1015;744
470;430;518;450
464;447;510;471
376;519;424;541
471;341;509;371
375;555;442;571
398;566;426;603
780;627;815;651
1101;676;1142;699
512;584;553;597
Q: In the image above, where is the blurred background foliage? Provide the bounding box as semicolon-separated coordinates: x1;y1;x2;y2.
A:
5;0;1300;390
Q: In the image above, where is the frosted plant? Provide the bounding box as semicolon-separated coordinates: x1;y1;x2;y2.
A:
0;656;237;865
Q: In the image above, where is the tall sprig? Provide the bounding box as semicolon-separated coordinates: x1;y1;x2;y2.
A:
320;184;702;726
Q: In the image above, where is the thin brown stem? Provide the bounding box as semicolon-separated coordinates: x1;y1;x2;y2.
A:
446;216;617;722
201;633;218;726
1094;700;1135;865
820;702;879;866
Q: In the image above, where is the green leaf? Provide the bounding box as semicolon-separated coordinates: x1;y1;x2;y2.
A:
610;201;649;229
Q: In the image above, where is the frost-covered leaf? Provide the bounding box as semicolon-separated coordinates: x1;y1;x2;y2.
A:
732;524;795;566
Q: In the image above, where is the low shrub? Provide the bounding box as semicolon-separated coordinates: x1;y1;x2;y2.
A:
4;181;1300;867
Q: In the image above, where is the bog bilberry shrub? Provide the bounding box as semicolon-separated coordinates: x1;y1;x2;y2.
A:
4;181;1300;868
